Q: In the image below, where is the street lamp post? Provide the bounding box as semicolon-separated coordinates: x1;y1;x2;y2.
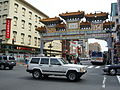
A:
48;43;53;56
12;38;15;56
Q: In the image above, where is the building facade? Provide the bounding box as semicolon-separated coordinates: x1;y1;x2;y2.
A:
0;0;48;61
110;1;120;61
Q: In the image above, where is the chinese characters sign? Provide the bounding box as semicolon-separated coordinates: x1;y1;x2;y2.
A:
6;18;11;38
68;23;78;29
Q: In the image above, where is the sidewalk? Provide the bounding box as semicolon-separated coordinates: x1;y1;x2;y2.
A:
16;62;27;67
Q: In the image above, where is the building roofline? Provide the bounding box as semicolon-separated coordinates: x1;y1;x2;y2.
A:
20;0;49;18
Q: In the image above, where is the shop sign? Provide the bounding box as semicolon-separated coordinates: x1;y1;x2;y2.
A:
17;47;33;51
6;18;11;39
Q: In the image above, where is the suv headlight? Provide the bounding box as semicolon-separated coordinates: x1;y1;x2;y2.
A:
80;68;85;72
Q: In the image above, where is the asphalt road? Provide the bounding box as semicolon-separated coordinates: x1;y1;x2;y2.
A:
0;62;120;90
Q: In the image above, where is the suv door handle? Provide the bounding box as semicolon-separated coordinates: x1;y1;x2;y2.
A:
39;65;42;66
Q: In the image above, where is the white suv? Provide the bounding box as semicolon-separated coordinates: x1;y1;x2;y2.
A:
26;57;87;81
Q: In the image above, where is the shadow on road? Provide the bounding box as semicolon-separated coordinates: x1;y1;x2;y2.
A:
19;75;85;83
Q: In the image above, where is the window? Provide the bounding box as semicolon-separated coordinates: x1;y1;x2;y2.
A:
38;38;40;46
14;16;18;26
0;16;1;24
21;33;25;44
29;11;32;20
34;37;37;46
13;31;17;42
2;15;7;24
35;15;37;23
116;19;119;23
21;20;25;29
0;56;2;60
38;17;41;24
1;30;5;40
3;56;7;60
35;25;37;33
30;58;40;64
40;58;49;64
14;3;19;13
28;35;31;45
0;2;2;11
50;58;61;65
28;23;32;31
9;57;15;60
4;1;8;10
22;7;26;16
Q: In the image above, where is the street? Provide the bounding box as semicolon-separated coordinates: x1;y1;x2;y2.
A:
0;61;120;90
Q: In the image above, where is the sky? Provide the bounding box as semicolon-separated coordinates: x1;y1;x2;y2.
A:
26;0;117;52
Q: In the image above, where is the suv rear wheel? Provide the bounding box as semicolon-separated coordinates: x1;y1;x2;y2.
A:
67;71;79;81
32;70;42;79
109;69;117;75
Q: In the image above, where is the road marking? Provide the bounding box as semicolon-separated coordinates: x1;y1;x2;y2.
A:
102;75;106;89
87;66;94;68
117;76;120;84
95;66;101;69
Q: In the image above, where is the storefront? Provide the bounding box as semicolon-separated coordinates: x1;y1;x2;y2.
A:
0;44;40;61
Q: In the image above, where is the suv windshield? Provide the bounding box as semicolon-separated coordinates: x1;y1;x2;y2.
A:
59;58;68;64
9;57;15;60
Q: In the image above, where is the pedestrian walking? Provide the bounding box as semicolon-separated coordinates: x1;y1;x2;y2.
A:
66;54;71;63
76;56;82;65
76;56;80;64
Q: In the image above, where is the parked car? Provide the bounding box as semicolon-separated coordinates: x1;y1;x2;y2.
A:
0;55;16;70
103;64;120;75
26;57;87;81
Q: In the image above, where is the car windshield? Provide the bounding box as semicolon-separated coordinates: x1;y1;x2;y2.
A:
59;58;68;64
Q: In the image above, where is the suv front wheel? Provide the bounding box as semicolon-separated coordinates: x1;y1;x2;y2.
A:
32;70;42;79
0;64;6;70
67;71;79;81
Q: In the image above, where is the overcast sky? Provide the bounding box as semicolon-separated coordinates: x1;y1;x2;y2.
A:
26;0;117;17
26;0;117;52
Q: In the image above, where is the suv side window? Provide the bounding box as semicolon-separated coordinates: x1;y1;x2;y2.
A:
0;56;2;60
3;56;7;60
50;58;61;65
40;58;49;64
30;58;40;64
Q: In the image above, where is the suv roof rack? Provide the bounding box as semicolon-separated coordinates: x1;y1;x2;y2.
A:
37;54;45;57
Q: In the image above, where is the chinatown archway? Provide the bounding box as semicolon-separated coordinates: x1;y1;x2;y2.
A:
36;11;115;62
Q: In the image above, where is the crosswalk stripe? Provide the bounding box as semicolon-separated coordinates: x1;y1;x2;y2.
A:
87;65;101;69
95;66;101;68
88;66;94;68
117;76;120;84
